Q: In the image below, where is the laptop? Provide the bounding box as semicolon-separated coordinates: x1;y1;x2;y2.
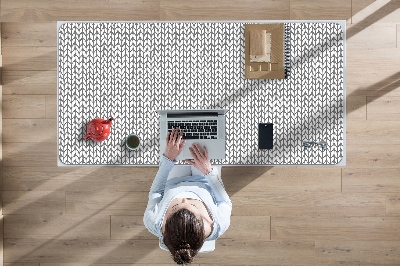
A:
156;109;228;160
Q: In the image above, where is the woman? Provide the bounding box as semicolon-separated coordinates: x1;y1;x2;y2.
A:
144;127;232;264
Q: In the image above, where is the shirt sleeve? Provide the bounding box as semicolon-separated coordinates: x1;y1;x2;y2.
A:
143;155;175;237
205;167;232;237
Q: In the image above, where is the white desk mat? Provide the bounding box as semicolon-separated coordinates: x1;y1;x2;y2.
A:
57;21;345;165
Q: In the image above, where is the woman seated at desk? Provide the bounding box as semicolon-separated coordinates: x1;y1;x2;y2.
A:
144;128;232;264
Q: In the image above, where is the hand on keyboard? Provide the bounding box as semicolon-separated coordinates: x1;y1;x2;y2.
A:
185;144;212;175
164;127;186;161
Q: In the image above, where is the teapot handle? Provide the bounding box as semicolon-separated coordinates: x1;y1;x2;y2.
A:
103;117;114;124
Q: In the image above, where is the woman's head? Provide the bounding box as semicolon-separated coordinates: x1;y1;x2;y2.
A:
163;208;206;264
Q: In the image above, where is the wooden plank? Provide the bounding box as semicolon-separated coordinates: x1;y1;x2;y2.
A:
1;23;56;47
346;49;400;97
4;214;110;240
66;191;148;216
2;70;56;95
4;82;56;95
2;48;56;76
111;168;158;192
0;0;160;21
346;143;400;168
222;216;270;241
2;49;56;71
359;264;400;266
346;96;366;120
41;264;193;266
2;119;56;143
272;216;400;240
2;191;65;215
0;21;2;54
231;192;386;217
351;0;376;24
343;168;400;193
198;239;316;265
347;23;397;49
349;0;400;50
316;240;400;264
2;70;53;86
351;0;400;24
160;0;290;20
46;95;57;119
2;166;156;192
2;47;56;57
346;120;400;145
2;142;57;167
3;239;166;264
0;216;3;266
111;216;154;240
4;238;315;264
2;95;46;119
223;166;341;194
367;96;400;121
0;22;3;266
2;166;112;192
290;0;351;20
398;24;400;48
4;263;39;266
386;194;400;216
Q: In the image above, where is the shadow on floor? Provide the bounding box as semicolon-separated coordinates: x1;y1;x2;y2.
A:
347;71;400;113
347;0;400;39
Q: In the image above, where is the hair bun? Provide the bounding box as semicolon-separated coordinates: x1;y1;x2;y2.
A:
174;248;193;264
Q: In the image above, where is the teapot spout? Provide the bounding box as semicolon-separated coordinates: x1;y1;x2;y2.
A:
84;133;92;140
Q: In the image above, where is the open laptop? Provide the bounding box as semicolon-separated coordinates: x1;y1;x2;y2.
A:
156;109;228;160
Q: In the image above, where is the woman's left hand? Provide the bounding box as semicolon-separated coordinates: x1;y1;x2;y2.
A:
164;127;186;161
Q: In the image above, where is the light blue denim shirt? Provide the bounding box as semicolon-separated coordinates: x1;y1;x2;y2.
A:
144;155;232;241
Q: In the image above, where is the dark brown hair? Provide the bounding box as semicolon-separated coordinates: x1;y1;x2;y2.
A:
163;208;206;264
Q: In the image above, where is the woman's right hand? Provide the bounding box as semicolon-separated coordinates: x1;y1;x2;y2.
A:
185;144;212;175
164;127;186;161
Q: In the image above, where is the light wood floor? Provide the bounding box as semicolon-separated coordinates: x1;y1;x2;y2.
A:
1;0;400;265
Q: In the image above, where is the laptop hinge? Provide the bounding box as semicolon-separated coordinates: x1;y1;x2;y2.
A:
167;112;219;118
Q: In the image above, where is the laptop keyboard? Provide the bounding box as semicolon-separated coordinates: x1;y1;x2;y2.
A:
168;120;218;139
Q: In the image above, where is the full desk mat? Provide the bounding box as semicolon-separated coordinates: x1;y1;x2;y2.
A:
57;21;345;165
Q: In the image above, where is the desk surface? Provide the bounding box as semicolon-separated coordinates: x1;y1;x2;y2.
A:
57;21;345;166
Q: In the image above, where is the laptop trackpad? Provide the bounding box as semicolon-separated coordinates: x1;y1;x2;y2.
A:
179;140;223;160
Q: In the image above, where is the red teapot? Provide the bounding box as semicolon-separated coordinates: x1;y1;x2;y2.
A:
84;117;114;142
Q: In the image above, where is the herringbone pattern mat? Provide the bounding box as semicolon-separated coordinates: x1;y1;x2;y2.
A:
58;22;344;165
